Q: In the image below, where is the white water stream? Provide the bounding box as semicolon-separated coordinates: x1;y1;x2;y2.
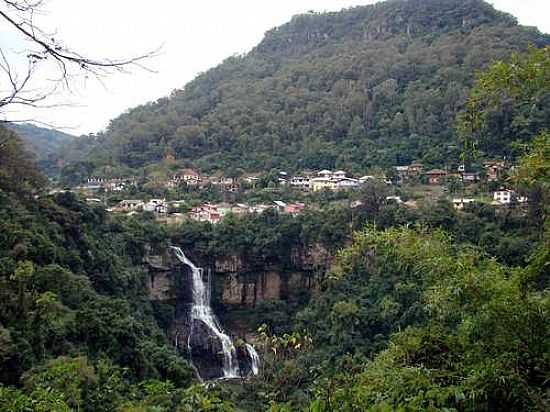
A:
172;246;251;378
245;343;260;375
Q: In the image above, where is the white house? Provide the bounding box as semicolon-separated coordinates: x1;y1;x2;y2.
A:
493;189;516;205
335;177;359;190
273;200;287;212
452;198;475;210
333;170;347;179
144;199;167;214
118;200;144;212
290;176;311;191
386;196;403;204
359;175;376;183
311;177;335;192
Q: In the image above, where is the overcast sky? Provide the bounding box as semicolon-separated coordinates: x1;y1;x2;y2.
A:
1;0;548;135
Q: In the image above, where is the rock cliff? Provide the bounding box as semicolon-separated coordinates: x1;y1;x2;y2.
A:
145;244;332;307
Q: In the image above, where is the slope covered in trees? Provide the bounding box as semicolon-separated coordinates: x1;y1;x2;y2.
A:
66;0;549;175
6;124;75;176
6;124;74;159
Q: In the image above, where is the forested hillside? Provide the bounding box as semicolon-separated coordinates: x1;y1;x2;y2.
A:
64;0;549;176
6;123;75;176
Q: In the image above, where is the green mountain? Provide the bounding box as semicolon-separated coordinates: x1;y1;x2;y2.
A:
6;123;76;176
68;0;549;175
7;123;75;160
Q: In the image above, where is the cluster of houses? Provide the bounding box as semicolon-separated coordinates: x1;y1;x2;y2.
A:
79;158;510;196
81;177;137;192
188;201;306;224
394;160;508;185
105;197;307;224
166;169;240;191
110;198;171;214
168;168;373;192
289;170;378;192
80;169;376;194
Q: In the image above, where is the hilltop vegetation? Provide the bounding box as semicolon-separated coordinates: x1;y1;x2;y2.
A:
61;0;549;177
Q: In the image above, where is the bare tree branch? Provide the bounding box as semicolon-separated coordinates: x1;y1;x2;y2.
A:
0;0;160;118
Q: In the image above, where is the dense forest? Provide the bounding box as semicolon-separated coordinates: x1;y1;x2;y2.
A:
60;0;549;177
0;0;549;411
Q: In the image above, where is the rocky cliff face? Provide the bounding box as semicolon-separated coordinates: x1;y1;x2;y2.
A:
145;244;332;307
216;244;331;307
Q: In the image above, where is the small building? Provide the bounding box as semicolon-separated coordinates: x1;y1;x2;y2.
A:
189;204;222;224
311;177;335;192
493;189;516;205
290;176;311;191
394;166;409;181
250;204;274;214
285;203;305;215
118;199;144;212
333;170;347;179
231;204;250;215
177;169;200;185
408;163;424;176
144;199;167;214
273;200;287;212
244;176;260;185
452;198;475;210
359;175;376;183
317;170;333;178
425;169;447;185
462;172;479;184
386;196;403;204
483;160;506;182
335;177;359;190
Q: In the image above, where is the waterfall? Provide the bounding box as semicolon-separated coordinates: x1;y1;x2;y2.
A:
171;246;240;378
245;343;260;376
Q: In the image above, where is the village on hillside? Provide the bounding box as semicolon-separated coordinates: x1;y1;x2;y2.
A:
69;159;529;225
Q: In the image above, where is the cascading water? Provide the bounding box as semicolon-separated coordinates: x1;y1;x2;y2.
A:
245;343;260;375
171;246;240;378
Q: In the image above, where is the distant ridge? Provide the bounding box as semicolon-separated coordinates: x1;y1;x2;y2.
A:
7;123;75;161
